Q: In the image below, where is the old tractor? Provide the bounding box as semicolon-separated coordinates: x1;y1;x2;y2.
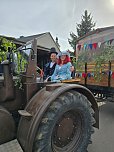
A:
0;39;99;152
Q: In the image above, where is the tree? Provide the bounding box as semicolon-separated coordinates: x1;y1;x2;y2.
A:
68;10;96;50
68;32;77;51
77;10;96;37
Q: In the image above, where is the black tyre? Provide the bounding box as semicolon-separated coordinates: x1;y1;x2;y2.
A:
33;90;95;152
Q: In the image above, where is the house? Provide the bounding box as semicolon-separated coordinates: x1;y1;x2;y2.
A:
0;32;60;69
17;32;60;68
76;26;114;59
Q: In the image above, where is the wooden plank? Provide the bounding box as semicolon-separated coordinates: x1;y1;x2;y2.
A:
77;77;85;84
61;78;80;83
111;78;114;87
76;61;114;87
87;75;108;86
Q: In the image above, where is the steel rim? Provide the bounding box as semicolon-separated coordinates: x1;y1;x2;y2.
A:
51;110;84;152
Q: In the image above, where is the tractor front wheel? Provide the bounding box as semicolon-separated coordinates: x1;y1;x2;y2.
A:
33;90;95;152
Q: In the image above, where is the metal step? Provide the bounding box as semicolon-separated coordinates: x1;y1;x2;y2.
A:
0;139;23;152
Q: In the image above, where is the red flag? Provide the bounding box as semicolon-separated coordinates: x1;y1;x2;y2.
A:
82;73;87;78
93;43;97;49
112;72;114;79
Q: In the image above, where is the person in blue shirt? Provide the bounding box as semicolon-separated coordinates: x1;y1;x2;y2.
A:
51;51;72;82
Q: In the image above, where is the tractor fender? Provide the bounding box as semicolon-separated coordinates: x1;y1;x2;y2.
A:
17;83;99;152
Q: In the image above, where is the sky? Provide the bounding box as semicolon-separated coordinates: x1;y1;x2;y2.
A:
0;0;114;51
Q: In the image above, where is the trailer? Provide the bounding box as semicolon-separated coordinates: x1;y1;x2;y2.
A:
76;61;114;102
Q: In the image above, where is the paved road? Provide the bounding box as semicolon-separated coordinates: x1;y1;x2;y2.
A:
88;102;114;152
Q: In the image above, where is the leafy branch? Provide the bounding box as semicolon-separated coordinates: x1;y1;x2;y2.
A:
73;45;114;81
93;45;114;81
0;37;27;89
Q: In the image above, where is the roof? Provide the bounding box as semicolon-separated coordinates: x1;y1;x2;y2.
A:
0;35;23;43
17;32;60;51
0;35;25;45
77;26;114;41
17;32;47;43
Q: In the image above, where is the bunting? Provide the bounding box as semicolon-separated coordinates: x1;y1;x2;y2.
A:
76;70;114;79
84;44;87;50
93;43;97;49
76;39;114;51
88;44;93;50
98;42;102;48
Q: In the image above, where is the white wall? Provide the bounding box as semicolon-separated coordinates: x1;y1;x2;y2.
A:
36;33;60;53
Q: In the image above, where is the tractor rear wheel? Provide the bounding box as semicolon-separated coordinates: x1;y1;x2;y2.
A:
33;90;95;152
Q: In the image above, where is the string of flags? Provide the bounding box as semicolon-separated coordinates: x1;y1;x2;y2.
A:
76;39;114;51
76;71;114;79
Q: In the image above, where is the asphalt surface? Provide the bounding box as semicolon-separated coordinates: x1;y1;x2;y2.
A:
88;102;114;152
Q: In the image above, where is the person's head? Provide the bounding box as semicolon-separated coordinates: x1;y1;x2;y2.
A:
49;47;58;62
57;51;71;65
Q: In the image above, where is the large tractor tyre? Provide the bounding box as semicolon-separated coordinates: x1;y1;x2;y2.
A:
33;90;95;152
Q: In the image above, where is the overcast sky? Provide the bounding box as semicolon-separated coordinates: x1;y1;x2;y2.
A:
0;0;114;51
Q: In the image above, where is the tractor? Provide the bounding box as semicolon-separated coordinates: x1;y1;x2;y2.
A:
0;39;99;152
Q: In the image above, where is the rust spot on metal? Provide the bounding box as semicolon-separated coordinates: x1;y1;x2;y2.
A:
57;117;74;140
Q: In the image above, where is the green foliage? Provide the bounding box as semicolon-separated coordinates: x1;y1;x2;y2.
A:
72;49;91;72
93;45;114;81
0;37;27;73
73;45;114;81
77;10;96;37
68;10;96;50
0;37;27;89
14;77;23;90
15;52;27;74
68;32;78;51
0;37;16;62
94;45;114;62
